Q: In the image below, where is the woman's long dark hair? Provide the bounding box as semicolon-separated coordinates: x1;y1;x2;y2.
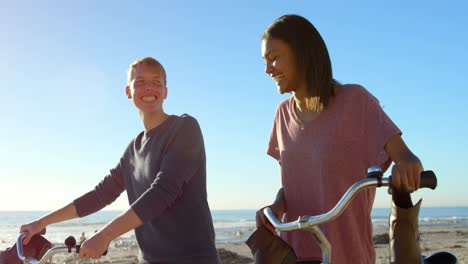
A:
263;14;336;112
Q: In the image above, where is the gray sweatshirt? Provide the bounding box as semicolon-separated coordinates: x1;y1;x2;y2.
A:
74;114;220;264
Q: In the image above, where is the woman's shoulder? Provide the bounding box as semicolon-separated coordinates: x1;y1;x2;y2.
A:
276;96;294;111
337;83;377;103
338;83;370;95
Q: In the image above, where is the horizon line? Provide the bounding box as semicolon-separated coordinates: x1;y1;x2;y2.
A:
2;205;468;212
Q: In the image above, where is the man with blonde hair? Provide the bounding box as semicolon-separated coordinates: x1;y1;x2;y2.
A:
21;57;220;264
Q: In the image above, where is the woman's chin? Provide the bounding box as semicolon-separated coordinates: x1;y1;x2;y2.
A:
278;85;292;95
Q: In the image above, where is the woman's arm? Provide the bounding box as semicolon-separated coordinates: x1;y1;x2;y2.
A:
384;134;423;192
256;166;286;234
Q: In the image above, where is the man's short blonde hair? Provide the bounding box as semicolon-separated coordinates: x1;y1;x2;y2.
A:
127;57;167;85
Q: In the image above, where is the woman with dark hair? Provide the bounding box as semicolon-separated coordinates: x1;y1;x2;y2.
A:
256;14;423;264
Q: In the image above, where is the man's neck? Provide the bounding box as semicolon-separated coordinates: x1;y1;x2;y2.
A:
140;111;169;131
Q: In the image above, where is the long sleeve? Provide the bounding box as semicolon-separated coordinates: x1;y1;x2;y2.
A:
73;160;126;217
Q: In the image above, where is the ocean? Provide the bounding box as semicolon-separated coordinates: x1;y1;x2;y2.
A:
1;207;468;250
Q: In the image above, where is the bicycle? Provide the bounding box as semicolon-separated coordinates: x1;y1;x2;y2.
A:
16;233;107;264
263;166;458;264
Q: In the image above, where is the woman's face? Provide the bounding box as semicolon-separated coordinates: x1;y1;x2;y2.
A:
262;37;304;95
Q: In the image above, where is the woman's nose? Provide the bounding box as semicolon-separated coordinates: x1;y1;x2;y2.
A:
265;63;273;75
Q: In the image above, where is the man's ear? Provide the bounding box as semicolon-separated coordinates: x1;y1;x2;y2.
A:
125;85;132;99
164;86;168;99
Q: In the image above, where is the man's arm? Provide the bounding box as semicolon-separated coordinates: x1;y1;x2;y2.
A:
74;162;126;218
80;117;204;258
79;208;143;258
20;202;79;244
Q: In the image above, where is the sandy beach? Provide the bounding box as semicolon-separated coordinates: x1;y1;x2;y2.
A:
373;226;467;264
221;225;468;264
35;225;467;263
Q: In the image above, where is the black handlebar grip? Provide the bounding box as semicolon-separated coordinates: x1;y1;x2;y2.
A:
420;170;437;190
65;236;76;247
65;236;76;253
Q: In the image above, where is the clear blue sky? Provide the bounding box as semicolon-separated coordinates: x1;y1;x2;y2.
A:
1;0;467;211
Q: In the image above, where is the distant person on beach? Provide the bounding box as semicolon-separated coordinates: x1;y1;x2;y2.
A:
79;232;86;244
255;14;424;263
20;57;220;263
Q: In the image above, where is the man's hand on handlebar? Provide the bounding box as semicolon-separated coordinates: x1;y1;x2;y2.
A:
79;230;110;259
20;220;46;245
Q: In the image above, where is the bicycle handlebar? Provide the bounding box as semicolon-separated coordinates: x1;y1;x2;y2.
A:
17;233;107;264
264;170;437;232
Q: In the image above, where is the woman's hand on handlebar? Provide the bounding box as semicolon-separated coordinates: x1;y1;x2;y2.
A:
257;187;286;234
79;230;110;259
20;220;46;245
385;135;423;193
391;154;423;193
256;201;285;235
255;187;286;235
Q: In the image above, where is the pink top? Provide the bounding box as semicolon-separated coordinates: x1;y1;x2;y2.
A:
267;84;401;263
